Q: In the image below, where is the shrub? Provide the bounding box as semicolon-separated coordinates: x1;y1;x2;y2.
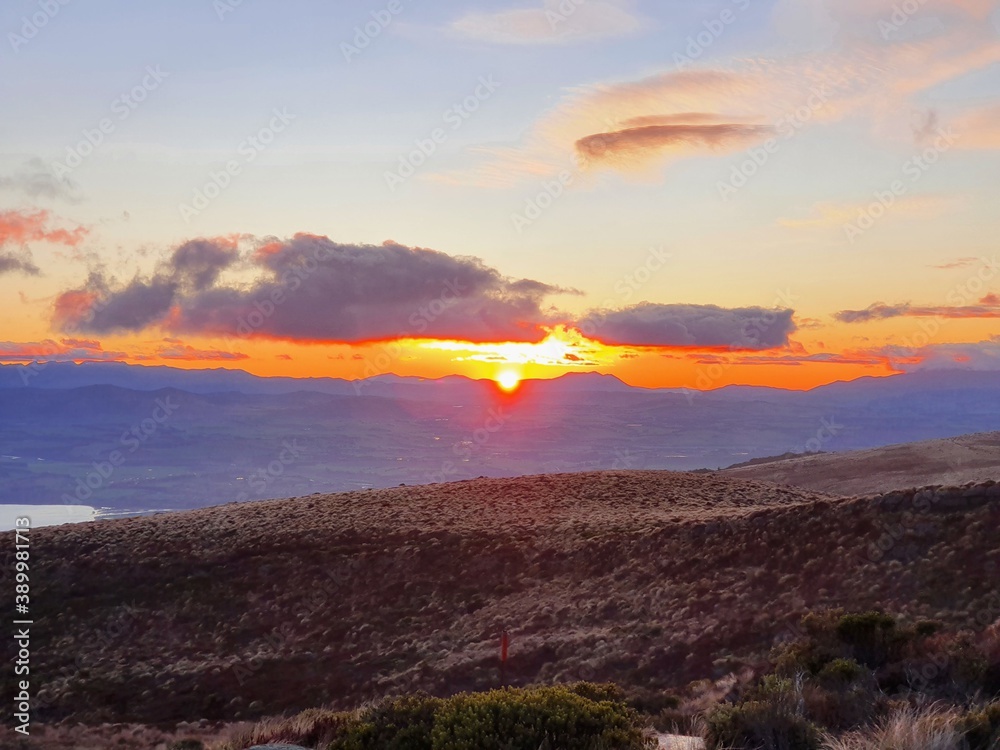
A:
959;702;1000;750
704;676;821;750
817;659;864;686
429;684;653;750
332;694;442;750
835;612;900;669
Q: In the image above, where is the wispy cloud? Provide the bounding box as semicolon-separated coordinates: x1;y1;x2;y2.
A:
0;158;80;202
834;296;1000;322
449;0;641;45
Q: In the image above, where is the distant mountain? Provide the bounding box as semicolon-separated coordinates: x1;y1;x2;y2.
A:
2;364;999;513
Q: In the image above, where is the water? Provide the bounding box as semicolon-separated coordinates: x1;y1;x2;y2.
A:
0;505;96;531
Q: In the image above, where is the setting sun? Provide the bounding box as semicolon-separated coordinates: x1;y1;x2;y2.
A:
495;370;522;393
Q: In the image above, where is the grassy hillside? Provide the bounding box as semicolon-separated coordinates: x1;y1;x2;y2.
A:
2;471;998;736
720;432;1000;495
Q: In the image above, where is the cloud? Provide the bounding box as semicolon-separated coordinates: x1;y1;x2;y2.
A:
931;256;980;269
155;343;248;361
575;120;772;168
449;0;641;45
54;234;578;344
689;351;886;367
0;209;88;276
0;158;80;202
576;303;796;350
834;297;1000;322
0;338;125;362
430;8;1000;186
880;337;1000;371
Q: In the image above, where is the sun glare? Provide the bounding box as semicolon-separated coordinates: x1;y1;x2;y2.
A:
496;370;522;393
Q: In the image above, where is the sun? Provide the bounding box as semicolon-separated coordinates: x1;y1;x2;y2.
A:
495;369;522;393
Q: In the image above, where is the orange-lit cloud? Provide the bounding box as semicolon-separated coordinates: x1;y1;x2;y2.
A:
879;336;1000;371
430;8;1000;186
155;342;248;361
54;234;577;345
835;297;1000;322
575;120;772;169
0;209;88;276
0;338;124;362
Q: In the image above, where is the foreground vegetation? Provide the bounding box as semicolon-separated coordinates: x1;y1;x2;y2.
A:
2;473;998;731
198;609;1000;750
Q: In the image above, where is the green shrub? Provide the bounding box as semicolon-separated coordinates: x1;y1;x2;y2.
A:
326;684;651;750
331;694;442;750
705;676;821;750
835;612;900;668
429;684;652;750
817;658;864;685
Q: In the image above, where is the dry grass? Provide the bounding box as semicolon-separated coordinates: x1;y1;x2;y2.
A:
0;470;996;738
822;705;964;750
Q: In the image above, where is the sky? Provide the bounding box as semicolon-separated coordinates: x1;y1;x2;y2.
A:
1;0;999;390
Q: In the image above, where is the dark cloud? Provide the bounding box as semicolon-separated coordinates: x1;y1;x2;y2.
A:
55;234;576;344
576;121;771;164
576;303;795;350
0;158;80;202
835;299;1000;323
0;251;40;276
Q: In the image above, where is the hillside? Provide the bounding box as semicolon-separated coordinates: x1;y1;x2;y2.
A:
2;470;998;737
719;432;1000;495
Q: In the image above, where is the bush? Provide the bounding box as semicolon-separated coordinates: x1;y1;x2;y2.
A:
332;694;442;750
835;612;900;669
704;676;821;750
959;702;1000;750
430;684;652;750
817;659;864;686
